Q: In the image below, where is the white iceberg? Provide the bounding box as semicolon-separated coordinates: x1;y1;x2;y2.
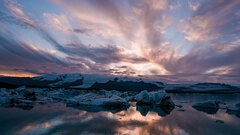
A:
136;90;175;107
67;93;129;107
136;90;151;104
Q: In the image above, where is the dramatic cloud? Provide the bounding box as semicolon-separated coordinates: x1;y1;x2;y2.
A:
161;0;240;76
0;33;74;76
5;0;35;28
0;0;240;83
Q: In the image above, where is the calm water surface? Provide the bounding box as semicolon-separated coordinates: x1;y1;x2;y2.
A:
0;94;240;135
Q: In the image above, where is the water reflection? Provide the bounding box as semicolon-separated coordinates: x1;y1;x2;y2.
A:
226;110;240;118
1;95;240;135
1;103;35;110
136;104;174;117
66;104;129;114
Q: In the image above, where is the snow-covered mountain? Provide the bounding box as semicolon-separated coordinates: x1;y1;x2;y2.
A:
33;73;83;82
0;73;164;90
0;73;84;88
33;73;83;87
0;73;240;93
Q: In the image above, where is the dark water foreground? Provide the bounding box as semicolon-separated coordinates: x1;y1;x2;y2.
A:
1;94;240;135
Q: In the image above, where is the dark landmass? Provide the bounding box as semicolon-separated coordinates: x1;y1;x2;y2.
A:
165;83;240;94
0;74;240;93
90;79;162;91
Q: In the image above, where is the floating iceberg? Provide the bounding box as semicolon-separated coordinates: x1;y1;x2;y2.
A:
227;104;240;112
136;90;175;107
67;93;130;108
192;100;219;109
192;100;220;114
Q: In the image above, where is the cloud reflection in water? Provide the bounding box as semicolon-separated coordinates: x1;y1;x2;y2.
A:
0;101;240;135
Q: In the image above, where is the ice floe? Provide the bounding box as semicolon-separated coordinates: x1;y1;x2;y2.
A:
67;93;129;107
136;90;175;107
192;100;219;109
192;100;220;114
227;104;240;112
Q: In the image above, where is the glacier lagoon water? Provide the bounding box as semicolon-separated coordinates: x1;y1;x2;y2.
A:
0;94;240;135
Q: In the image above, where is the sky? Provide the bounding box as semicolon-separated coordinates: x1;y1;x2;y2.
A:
0;0;240;84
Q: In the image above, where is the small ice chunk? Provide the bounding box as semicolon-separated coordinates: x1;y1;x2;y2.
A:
177;109;185;112
227;104;240;112
176;105;183;108
192;100;219;109
216;120;224;124
0;97;11;104
16;86;26;91
33;88;43;93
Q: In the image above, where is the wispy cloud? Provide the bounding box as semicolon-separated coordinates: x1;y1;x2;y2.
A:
0;0;240;83
161;0;240;75
43;13;72;34
0;33;73;75
188;0;200;11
